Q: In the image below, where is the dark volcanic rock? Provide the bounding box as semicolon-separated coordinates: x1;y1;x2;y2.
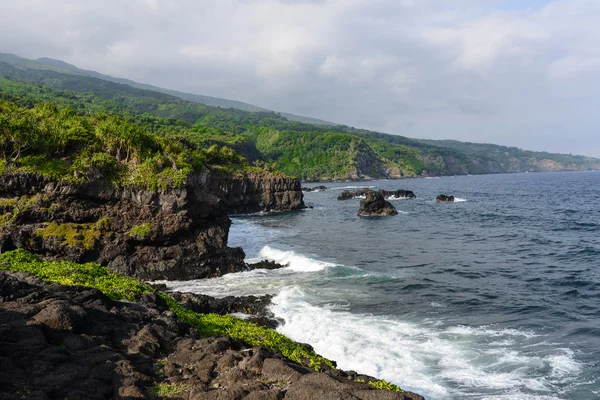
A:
302;185;328;192
199;171;306;213
338;189;415;201
384;190;416;199
0;171;303;281
436;194;455;202
338;189;370;200
358;191;398;217
248;260;286;270
0;271;425;400
167;291;280;328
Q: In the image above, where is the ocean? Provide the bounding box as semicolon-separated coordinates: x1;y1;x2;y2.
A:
165;171;600;399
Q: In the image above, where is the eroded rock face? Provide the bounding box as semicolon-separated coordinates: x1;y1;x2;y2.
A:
0;271;425;400
436;194;455;202
199;171;305;214
357;191;398;217
0;171;302;280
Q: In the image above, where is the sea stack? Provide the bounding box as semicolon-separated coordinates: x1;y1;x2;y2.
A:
436;194;455;202
357;190;398;216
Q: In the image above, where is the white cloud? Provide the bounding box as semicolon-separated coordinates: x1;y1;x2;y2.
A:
0;0;599;156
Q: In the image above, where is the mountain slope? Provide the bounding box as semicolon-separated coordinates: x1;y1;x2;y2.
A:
1;59;598;180
0;52;335;125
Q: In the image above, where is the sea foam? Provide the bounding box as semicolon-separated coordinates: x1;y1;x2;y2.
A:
270;287;582;400
258;245;335;272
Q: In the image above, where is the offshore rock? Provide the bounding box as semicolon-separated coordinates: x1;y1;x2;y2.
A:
436;194;455;202
338;189;370;200
0;271;426;400
302;185;329;192
0;171;301;281
339;189;416;201
358;191;398;217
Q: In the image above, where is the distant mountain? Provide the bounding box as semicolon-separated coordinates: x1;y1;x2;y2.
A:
1;52;598;180
0;52;335;126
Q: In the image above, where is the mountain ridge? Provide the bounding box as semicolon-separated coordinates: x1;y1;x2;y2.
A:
1;52;598;180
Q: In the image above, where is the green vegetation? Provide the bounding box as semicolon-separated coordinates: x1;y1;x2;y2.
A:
147;383;189;398
0;96;251;189
36;222;100;250
1;54;597;182
368;379;404;392
0;249;334;371
129;223;152;239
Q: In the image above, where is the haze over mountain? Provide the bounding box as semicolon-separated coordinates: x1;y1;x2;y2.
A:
1;0;599;157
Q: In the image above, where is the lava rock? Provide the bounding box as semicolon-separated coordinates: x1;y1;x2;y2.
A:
302;185;329;192
0;271;425;400
357;191;398;216
436;194;455;202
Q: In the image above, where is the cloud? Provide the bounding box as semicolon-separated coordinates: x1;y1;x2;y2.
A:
0;0;599;156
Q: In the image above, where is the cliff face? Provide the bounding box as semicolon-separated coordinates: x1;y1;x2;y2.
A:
199;170;305;213
0;170;304;280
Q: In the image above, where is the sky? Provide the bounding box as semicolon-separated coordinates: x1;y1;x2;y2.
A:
0;0;599;157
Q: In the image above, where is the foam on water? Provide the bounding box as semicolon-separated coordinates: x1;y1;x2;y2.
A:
454;197;467;202
258;245;336;272
270;286;583;400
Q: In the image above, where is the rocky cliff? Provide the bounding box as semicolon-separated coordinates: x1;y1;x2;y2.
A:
0;170;304;281
199;170;305;213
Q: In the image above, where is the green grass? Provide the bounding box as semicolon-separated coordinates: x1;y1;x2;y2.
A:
147;383;188;398
129;223;152;239
0;249;334;371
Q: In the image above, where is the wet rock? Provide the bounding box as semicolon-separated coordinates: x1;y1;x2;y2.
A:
436;194;455;202
338;189;415;201
302;185;328;192
248;260;286;271
357;191;398;217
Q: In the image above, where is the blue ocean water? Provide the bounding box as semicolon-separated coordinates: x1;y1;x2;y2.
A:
167;171;600;399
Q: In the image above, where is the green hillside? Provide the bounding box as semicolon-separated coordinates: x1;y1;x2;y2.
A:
1;57;598;181
0;53;335;126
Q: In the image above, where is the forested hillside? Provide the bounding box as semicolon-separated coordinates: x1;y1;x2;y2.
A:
1;54;598;181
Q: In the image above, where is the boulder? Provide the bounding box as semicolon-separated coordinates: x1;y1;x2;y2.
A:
436;194;455;202
337;189;370;200
357;191;398;216
338;189;415;201
383;190;416;199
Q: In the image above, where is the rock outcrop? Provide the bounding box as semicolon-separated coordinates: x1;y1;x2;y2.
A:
436;194;455;202
338;189;370;200
339;189;416;201
0;271;425;400
302;185;328;192
357;191;398;217
0;170;302;281
199;171;305;213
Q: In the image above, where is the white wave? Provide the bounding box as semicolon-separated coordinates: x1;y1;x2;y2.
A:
454;197;467;202
259;245;336;272
387;195;413;200
270;287;582;400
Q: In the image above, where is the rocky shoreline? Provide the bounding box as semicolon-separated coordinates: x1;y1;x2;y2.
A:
0;271;424;399
0;170;427;399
